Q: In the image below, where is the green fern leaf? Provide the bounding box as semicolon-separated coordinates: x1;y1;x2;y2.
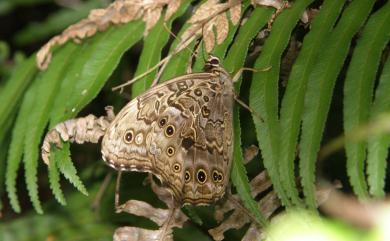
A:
5;77;40;213
131;1;191;96
300;0;375;208
250;0;314;207
159;18;198;82
367;56;390;197
58;20;145;122
54;143;88;196
225;7;273;226
279;0;346;207
48;151;66;205
344;1;390;199
48;34;106;127
0;56;36;140
23;43;78;213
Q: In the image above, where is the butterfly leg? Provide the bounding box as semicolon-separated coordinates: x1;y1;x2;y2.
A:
233;93;264;123
41;106;115;165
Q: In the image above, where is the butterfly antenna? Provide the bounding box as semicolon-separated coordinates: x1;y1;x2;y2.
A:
162;23;197;58
115;170;123;210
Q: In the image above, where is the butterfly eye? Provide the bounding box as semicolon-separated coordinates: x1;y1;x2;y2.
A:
173;163;181;173
209;57;219;65
166;146;175;156
124;130;133;144
165;125;175;137
185;171;191;183
159;117;167;127
196;169;207;184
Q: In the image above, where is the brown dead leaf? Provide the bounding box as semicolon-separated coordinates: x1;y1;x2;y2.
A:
251;0;285;9
243;145;259;164
229;0;241;25
37;0;181;70
203;20;216;52
114;200;188;241
209;173;343;241
165;0;181;21
178;0;242;54
215;13;229;44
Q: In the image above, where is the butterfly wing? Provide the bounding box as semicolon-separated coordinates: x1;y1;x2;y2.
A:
102;71;234;204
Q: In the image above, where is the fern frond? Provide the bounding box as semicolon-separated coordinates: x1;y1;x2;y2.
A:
344;1;390;199
279;0;346;207
57;20;145;122
54;143;88;196
23;43;78;213
131;1;191;96
250;0;314;207
224;6;274;226
366;56;390;197
0;56;36;140
300;0;375;208
48;151;66;205
5;78;40;213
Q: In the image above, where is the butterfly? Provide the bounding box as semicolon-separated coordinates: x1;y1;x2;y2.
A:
42;56;238;206
101;56;235;205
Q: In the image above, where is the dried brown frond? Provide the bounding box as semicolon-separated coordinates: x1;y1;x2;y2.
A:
179;0;241;53
37;0;181;70
209;174;342;241
114;175;188;241
209;171;278;241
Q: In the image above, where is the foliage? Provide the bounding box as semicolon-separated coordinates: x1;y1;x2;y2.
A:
0;0;389;240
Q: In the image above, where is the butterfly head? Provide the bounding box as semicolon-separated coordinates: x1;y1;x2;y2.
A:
204;55;221;72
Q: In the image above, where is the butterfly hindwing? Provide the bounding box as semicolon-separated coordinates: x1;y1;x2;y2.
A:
102;61;234;204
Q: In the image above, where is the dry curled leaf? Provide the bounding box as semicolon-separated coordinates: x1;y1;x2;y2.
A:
179;0;242;53
243;145;259;164
209;171;279;241
209;172;342;241
115;200;188;241
229;0;242;25
114;176;188;241
37;0;181;70
251;0;285;9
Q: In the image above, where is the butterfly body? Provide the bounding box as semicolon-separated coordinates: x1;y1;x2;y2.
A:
101;58;234;205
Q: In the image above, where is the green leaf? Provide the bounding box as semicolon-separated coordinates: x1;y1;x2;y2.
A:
225;7;273;226
344;1;390;199
300;0;375;208
54;143;88;196
48;34;106;127
58;20;145;122
0;135;11;212
231;109;267;226
23;43;78;214
250;0;314;207
0;56;37;140
6;77;40;213
159;22;197;82
279;0;346;206
131;1;191;96
48;152;66;206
